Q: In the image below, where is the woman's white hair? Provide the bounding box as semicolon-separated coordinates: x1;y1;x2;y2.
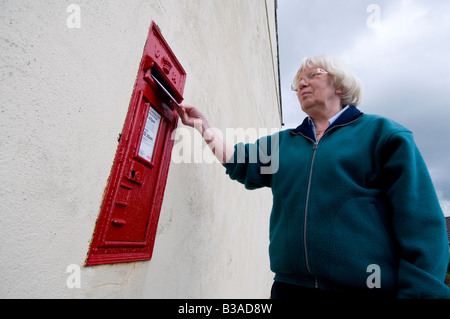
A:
292;55;363;107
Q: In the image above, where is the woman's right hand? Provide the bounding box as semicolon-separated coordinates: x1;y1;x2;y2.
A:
173;103;206;129
172;102;234;164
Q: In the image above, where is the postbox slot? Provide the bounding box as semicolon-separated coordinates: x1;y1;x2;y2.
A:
152;67;178;99
145;66;182;106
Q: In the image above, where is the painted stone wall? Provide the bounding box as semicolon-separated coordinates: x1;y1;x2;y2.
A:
0;0;281;298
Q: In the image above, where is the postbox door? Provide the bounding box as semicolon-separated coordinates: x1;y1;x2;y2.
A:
101;92;168;246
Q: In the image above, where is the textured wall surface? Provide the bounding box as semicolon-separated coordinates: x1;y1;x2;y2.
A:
0;0;281;298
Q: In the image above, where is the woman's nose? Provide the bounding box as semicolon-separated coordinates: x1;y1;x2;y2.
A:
298;80;308;90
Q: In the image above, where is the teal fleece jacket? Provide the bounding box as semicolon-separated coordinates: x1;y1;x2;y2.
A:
223;106;450;299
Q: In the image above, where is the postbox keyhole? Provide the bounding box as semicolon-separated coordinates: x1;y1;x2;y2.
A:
126;162;144;185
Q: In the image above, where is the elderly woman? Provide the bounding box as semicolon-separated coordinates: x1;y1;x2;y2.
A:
175;55;450;299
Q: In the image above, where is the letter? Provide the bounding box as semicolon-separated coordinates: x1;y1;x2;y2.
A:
171;127;192;164
66;4;81;29
237;304;245;313
193;120;204;163
205;306;212;317
226;127;259;163
203;126;222;164
66;264;81;288
259;130;279;175
178;305;185;314
246;304;254;313
261;304;272;313
366;264;381;288
366;4;381;29
222;304;230;314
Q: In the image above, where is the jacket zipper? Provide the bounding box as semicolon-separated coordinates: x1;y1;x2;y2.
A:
297;114;364;289
304;141;319;288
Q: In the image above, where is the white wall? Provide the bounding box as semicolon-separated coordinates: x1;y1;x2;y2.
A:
0;0;281;298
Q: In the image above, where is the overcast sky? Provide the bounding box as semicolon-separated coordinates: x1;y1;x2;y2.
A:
277;0;450;215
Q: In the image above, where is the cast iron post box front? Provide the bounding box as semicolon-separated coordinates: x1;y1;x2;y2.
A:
86;22;186;266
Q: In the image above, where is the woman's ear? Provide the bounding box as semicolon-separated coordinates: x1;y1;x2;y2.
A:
335;88;343;95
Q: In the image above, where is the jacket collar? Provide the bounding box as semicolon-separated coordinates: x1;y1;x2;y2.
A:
290;105;364;140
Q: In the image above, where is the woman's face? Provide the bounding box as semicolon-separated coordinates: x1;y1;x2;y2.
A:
296;66;342;115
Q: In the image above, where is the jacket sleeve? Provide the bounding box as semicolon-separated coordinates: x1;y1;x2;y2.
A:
380;131;450;299
223;134;278;190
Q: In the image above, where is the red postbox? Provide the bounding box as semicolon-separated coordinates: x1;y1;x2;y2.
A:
86;22;186;266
